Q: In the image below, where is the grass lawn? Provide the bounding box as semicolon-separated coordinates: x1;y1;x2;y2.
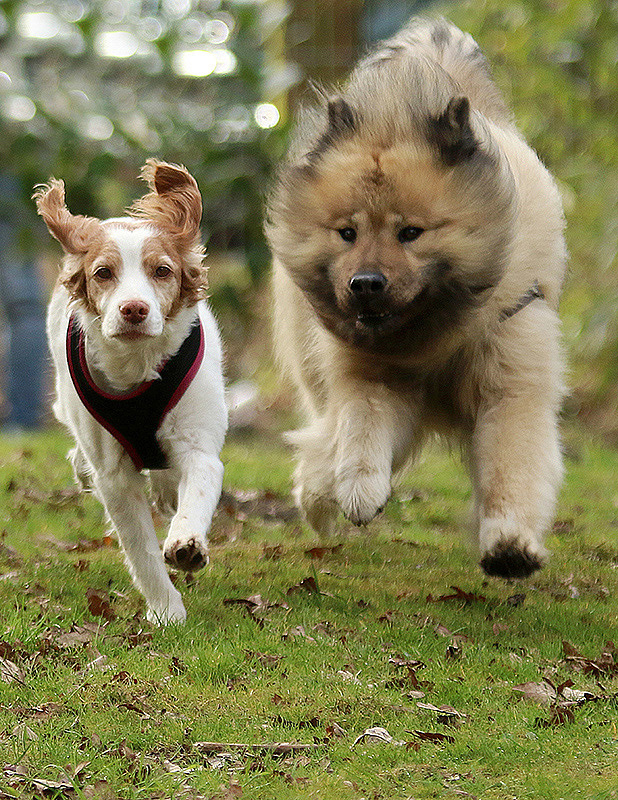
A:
1;425;617;799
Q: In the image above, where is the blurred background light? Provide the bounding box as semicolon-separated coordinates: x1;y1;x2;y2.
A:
213;48;237;75
205;19;231;44
82;114;114;140
254;102;279;129
172;48;216;77
59;1;86;23
138;17;164;42
17;11;61;40
4;95;36;122
95;30;140;59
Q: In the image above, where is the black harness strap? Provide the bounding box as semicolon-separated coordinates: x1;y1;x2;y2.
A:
66;315;204;471
499;281;545;322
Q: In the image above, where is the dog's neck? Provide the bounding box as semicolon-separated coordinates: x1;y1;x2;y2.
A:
77;305;199;393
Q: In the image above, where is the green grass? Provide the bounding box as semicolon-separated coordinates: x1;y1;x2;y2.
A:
1;426;618;799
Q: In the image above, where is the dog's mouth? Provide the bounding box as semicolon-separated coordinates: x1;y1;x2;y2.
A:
355;310;393;329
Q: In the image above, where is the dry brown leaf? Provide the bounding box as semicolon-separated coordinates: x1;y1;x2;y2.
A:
0;657;25;684
281;625;316;643
534;705;576;728
286;576;320;596
245;650;284;668
506;593;526;607
304;545;342;560
352;726;405;747
512;680;556;706
86;588;116;622
427;586;486;604
407;729;455;745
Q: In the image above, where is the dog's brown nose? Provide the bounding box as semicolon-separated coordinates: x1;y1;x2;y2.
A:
349;272;387;296
119;300;149;324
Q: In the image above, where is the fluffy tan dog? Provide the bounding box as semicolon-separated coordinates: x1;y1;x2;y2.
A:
266;18;566;578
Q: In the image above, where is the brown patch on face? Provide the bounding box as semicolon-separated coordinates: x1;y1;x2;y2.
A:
141;233;183;318
130;159;208;307
78;234;123;315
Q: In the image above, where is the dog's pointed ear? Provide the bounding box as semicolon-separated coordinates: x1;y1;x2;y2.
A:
33;179;99;254
132;159;202;243
327;97;356;135
305;97;358;163
429;96;478;166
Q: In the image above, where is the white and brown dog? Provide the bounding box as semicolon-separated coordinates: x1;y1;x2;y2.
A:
36;160;227;624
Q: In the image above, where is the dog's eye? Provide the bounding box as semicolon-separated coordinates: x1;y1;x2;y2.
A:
94;266;113;281
155;265;172;278
397;226;424;243
338;227;357;243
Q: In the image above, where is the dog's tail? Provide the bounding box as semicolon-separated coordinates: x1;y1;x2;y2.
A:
361;17;511;124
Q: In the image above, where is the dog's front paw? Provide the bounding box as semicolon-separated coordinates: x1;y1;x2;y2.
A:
335;468;391;526
479;517;547;579
164;537;209;572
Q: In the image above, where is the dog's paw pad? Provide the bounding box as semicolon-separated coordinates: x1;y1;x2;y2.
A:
480;538;544;579
164;539;209;572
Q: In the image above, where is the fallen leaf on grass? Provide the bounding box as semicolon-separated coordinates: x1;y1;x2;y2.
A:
427;586;486;604
304;545;342;560
352;727;405;748
325;722;347;738
194;741;319;755
82;780;115;800
506;593;526;607
223;594;289;627
0;657;25;684
286;576;320;596
86;588;116;622
44;622;106;651
561;640;618;677
512;680;557;706
407;730;455;745
417;702;467;724
534;705;576;728
208;778;243;799
281;625;316;643
262;544;284;561
552;518;576;535
47;534;115;553
245;650;284;668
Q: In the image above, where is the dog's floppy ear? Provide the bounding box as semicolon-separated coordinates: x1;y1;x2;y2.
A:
131;159;202;244
429;96;478;166
33;179;100;254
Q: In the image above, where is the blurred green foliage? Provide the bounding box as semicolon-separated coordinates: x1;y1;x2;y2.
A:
0;0;289;352
1;0;617;427
447;0;618;431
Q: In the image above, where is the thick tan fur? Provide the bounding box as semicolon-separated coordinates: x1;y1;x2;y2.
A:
267;18;566;578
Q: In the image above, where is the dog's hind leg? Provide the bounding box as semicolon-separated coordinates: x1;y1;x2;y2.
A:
92;468;186;624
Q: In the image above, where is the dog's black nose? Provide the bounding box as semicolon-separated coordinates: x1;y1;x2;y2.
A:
349;272;387;296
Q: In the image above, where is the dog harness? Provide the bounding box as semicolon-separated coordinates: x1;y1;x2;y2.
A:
66;315;204;471
499;281;545;322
